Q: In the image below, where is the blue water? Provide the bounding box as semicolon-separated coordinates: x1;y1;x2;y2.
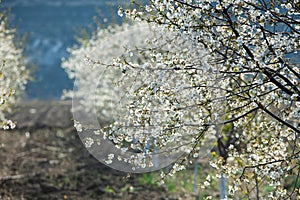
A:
0;0;130;99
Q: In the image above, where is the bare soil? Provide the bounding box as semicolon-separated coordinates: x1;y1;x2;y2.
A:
0;101;182;200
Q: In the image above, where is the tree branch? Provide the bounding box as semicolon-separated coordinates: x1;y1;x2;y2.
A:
256;101;300;133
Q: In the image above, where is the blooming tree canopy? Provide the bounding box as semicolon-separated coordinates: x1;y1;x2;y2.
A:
0;12;28;130
63;21;214;172
65;0;300;198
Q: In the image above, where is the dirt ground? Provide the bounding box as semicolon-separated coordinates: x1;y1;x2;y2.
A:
0;101;183;200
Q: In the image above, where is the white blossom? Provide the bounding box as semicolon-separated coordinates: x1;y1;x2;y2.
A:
0;12;29;130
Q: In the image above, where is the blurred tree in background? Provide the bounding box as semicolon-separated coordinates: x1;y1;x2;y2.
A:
0;10;29;130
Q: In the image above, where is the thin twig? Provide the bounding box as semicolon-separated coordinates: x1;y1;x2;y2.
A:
0;173;35;182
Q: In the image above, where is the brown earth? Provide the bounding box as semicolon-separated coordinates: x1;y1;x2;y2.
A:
0;101;184;200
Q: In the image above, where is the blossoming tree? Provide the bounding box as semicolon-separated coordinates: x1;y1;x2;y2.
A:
65;0;300;198
63;21;213;172
0;12;28;130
